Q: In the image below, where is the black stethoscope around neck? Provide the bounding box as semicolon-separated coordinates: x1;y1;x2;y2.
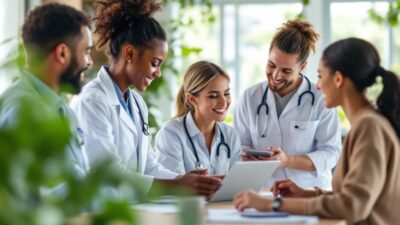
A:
256;74;315;138
183;114;231;170
131;95;150;136
106;66;150;136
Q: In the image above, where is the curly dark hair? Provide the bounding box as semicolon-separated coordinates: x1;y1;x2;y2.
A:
93;0;166;58
22;3;90;56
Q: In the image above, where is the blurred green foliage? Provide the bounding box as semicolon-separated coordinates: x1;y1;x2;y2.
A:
368;0;400;26
0;31;155;225
0;1;205;222
0;93;149;225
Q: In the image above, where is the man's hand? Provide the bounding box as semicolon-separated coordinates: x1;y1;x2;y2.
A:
264;147;289;168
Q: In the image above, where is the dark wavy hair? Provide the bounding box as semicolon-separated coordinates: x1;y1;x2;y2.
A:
322;38;400;138
22;3;90;56
93;0;166;59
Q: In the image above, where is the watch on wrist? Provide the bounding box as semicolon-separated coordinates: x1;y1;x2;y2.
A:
272;196;283;212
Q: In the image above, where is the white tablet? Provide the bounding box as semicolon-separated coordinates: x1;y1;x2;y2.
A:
208;160;279;202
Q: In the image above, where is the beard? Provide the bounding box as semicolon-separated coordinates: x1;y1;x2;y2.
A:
59;54;87;94
267;77;295;93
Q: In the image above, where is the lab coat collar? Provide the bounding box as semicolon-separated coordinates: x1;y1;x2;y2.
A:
185;112;201;137
185;112;221;141
97;66;123;107
97;65;136;130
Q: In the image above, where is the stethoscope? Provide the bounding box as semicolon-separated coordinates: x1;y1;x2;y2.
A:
183;114;231;169
256;74;315;138
131;94;150;136
107;66;150;136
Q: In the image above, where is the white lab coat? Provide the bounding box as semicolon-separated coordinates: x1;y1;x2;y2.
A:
70;66;178;192
155;112;242;175
234;79;341;189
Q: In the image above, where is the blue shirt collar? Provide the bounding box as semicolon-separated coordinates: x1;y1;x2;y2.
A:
104;67;133;118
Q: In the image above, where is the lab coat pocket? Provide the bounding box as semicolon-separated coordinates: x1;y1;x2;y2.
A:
289;120;319;154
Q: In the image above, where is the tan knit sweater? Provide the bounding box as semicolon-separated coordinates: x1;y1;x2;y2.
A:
304;109;400;225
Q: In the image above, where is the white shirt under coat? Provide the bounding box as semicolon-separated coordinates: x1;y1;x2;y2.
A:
234;79;341;189
70;66;178;192
155;112;242;175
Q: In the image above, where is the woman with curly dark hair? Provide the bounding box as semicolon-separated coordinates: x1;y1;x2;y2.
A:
71;0;221;198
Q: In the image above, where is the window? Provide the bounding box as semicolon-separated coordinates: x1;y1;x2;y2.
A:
330;1;392;68
182;1;303;104
0;1;25;94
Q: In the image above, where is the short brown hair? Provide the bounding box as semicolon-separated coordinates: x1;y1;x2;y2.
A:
270;19;319;64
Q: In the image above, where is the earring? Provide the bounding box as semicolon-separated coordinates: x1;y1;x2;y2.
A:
128;58;131;63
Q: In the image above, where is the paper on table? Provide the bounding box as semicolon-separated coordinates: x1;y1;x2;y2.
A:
258;191;274;197
208;209;319;224
132;203;179;214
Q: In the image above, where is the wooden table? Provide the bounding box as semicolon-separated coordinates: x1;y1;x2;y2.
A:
136;201;347;225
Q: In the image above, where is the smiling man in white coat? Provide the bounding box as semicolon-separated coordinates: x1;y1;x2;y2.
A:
234;19;341;190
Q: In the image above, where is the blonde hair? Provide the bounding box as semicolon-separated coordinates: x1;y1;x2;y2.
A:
175;61;229;118
270;19;320;63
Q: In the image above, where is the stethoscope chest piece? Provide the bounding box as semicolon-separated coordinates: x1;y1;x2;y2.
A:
195;161;205;170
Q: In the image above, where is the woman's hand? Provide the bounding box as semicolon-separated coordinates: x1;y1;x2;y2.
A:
233;189;272;212
188;169;209;176
272;179;309;198
175;173;222;198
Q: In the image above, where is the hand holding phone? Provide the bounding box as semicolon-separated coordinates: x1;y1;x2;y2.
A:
245;149;273;158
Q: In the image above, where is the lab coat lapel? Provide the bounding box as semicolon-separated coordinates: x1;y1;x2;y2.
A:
97;66;136;133
130;90;148;173
264;84;283;147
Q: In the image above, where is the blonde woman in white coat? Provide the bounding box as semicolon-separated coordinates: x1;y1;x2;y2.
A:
156;61;241;176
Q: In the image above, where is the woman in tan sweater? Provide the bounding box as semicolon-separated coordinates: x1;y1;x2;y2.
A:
233;38;400;225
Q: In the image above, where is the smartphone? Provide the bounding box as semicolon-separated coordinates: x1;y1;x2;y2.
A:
245;149;273;157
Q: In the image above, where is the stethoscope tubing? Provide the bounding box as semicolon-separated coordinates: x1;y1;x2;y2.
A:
256;74;315;137
183;114;231;169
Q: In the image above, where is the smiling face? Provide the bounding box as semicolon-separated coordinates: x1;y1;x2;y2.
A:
266;46;306;96
189;75;231;125
317;59;341;108
126;38;168;92
60;26;93;93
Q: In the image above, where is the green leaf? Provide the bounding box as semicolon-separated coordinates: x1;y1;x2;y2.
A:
386;4;399;26
181;46;202;57
368;8;384;24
